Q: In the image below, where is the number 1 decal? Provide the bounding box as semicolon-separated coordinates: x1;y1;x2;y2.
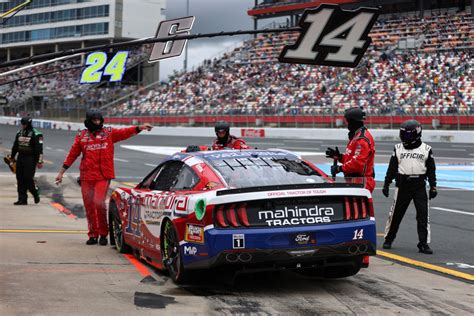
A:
279;4;379;67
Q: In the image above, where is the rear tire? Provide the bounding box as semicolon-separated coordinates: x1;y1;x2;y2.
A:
161;220;188;284
109;202;132;254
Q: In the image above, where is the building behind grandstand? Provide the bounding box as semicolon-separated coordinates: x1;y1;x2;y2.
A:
0;0;165;62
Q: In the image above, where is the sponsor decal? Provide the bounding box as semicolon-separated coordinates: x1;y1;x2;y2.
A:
294;233;312;245
184;245;198;256
241;128;265;138
85;143;108;151
267;189;327;197
258;205;334;227
232;234;245;249
185;224;204;244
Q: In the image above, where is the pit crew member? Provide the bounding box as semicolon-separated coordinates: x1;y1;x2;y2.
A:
382;120;437;254
11;116;43;205
212;120;250;150
325;107;375;192
55;109;152;245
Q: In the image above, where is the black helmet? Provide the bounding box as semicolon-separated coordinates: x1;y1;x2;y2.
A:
344;107;366;122
215;121;230;134
215;120;230;144
84;108;104;132
400;120;422;147
20;116;32;128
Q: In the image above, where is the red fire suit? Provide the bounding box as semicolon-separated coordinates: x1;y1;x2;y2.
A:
338;127;376;192
63;126;140;237
212;135;250;150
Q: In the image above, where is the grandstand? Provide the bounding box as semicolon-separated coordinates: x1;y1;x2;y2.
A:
1;2;473;129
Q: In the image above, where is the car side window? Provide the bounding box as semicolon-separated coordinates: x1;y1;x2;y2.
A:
151;161;184;191
172;165;200;191
138;164;164;189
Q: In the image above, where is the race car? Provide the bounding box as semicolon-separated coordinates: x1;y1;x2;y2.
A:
108;149;376;283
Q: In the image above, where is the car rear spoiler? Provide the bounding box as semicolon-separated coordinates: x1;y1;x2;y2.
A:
216;182;365;196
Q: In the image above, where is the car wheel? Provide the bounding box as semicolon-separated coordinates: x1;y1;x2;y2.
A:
109;202;132;254
161;220;188;284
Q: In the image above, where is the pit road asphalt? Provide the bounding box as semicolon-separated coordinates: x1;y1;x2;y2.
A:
0;125;473;314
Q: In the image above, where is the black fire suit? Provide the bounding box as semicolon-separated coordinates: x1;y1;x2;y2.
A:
11;127;43;203
383;141;436;245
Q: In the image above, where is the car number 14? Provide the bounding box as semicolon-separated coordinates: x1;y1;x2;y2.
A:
353;229;364;240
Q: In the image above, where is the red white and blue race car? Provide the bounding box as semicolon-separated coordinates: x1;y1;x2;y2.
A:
108;148;376;283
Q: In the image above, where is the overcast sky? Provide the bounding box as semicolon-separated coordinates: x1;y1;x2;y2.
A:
159;0;254;80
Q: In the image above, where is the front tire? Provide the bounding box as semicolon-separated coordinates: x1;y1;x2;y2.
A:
109;201;132;254
161;220;188;283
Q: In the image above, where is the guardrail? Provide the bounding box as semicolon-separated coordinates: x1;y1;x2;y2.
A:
1;116;473;143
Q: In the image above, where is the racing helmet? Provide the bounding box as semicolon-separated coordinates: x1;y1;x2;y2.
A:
344;107;366;122
400;120;422;147
20;116;32;128
84;108;104;132
215;121;230;142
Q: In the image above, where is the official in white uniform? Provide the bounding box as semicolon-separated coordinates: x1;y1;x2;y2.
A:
382;120;437;254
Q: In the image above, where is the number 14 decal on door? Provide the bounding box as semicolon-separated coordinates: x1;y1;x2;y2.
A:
279;4;379;68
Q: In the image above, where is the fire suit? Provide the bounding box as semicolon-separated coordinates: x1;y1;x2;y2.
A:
212;135;250;150
338;127;375;192
11;127;43;203
62;126;140;237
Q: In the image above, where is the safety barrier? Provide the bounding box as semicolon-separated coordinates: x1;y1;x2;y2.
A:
1;116;473;143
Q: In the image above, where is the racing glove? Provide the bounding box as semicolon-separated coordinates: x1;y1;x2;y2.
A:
382;185;389;198
429;187;437;200
331;164;342;176
325;147;341;160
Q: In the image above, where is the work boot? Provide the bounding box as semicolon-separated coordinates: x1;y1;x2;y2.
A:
418;243;433;254
33;191;40;204
13;201;27;205
99;236;108;246
382;240;392;249
86;237;98;245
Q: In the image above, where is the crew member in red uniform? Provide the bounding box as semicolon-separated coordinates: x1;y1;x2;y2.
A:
212;121;250;150
325;107;376;192
55;109;152;245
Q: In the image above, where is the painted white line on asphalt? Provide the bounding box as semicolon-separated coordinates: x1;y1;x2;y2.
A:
431;207;474;216
113;158;129;163
55;149;65;152
285;139;324;144
446;262;474;269
452;145;474;149
144;163;156;167
46;146;52;150
249;142;285;146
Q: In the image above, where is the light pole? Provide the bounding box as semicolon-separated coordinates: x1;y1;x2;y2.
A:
184;0;189;72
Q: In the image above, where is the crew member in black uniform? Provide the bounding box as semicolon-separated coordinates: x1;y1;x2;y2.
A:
11;117;43;205
382;120;437;254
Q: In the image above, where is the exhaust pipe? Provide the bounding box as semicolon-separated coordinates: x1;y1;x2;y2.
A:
238;252;252;263
226;253;239;263
359;244;368;253
348;245;359;255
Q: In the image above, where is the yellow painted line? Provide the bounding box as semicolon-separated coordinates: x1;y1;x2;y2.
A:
0;229;87;234
43;159;53;165
377;250;474;282
376;233;384;237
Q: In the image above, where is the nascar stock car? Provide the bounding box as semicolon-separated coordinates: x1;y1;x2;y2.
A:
108;148;376;283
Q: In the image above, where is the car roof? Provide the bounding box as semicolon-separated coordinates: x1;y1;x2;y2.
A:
191;149;301;162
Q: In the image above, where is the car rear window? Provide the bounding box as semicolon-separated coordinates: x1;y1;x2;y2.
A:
209;157;327;188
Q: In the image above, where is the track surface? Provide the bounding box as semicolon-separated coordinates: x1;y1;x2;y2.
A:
0;125;473;278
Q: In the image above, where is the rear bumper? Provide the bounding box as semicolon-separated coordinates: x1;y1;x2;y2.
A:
182;219;376;270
